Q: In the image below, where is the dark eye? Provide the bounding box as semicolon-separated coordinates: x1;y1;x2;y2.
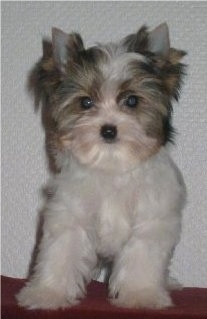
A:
125;95;139;108
80;97;94;110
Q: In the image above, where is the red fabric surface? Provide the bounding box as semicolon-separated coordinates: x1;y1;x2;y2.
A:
1;276;207;319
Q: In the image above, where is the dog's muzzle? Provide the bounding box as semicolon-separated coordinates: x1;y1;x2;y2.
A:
100;124;117;143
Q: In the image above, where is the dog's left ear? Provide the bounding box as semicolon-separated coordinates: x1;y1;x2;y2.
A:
148;23;170;57
52;28;84;73
149;23;187;100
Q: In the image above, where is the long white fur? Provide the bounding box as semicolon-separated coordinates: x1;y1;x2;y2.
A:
17;147;186;309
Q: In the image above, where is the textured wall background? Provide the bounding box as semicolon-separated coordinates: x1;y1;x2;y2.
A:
2;1;207;287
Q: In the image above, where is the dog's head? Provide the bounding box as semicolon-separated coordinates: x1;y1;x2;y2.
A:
33;23;186;171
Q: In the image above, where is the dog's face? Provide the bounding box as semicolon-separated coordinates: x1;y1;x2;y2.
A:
37;24;186;171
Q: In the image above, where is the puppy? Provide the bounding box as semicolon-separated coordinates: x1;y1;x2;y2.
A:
17;23;187;310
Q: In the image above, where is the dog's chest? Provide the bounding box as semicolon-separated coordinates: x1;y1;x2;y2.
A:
93;174;137;258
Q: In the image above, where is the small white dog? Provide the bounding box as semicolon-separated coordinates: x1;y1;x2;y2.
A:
17;23;186;310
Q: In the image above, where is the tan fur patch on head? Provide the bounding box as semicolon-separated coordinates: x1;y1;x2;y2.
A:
168;48;186;65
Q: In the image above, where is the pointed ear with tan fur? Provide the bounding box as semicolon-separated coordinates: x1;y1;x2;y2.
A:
52;28;84;73
148;24;187;100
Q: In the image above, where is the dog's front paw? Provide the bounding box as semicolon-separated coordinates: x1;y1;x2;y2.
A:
110;288;173;309
16;285;80;310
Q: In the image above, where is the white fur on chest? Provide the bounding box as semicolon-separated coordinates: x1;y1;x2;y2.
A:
94;176;136;258
50;148;185;258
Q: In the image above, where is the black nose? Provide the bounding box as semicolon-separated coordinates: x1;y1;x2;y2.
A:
100;124;117;142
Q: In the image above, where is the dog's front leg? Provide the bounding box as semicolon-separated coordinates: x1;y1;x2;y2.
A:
16;213;97;310
109;219;179;309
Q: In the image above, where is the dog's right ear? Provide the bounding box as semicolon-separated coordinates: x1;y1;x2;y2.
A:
52;28;84;73
148;23;170;57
